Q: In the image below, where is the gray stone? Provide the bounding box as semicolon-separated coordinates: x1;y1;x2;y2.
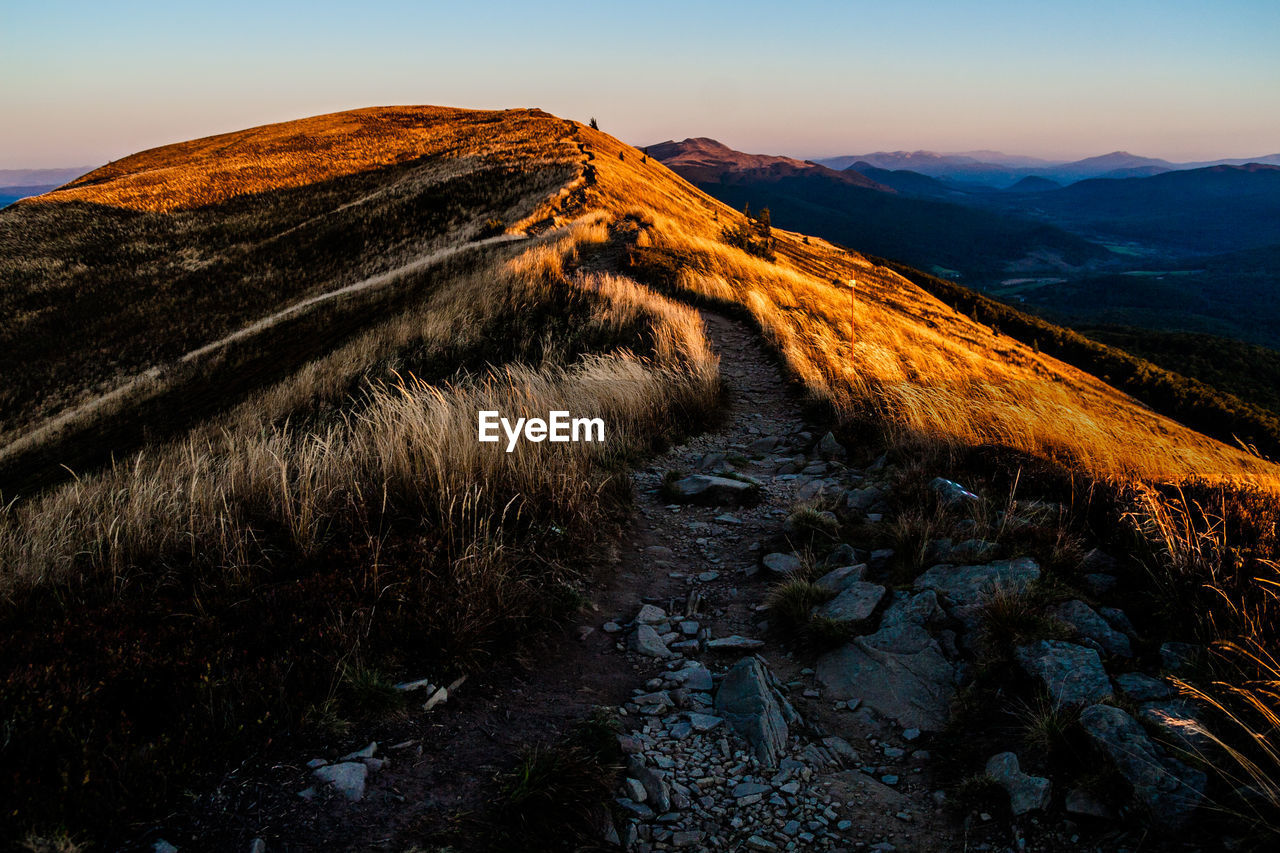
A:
1113;672;1171;702
630;624;673;658
814;564;868;594
707;635;764;650
715;657;789;767
671;830;705;848
669;721;692;739
845;487;882;512
949;539;1000;563
749;436;780;454
627;756;671;812
732;780;772;798
930;477;978;505
1015;640;1111;706
815;625;956;731
1140;699;1214;757
916;557;1041;611
817;431;846;459
1100;606;1136;636
636;604;667;624
763;552;804;577
1051;600;1133;657
616;797;654;819
985;752;1052;815
313;761;368;801
823;736;859;764
687;712;723;732
668;474;760;507
879;590;945;630
1079;704;1206;826
816;581;886;624
623;777;647;802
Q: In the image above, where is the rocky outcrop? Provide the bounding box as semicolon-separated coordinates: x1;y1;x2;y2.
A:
667;474;761;507
1078;704;1206;826
714;657;789;768
1014;640;1112;707
816;622;956;732
815;581;886;625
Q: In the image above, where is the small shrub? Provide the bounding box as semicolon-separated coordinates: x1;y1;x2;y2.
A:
479;217;505;238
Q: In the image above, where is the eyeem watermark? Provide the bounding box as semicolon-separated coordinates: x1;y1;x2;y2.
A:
478;410;605;452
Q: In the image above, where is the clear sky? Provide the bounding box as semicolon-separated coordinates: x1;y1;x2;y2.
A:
2;0;1278;169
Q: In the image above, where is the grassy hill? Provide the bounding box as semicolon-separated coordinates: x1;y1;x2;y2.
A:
3;106;1280;846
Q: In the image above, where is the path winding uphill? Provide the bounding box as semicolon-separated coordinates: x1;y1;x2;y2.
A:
599;311;960;851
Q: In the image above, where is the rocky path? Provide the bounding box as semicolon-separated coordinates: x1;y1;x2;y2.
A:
592;312;958;851
182;309;1209;852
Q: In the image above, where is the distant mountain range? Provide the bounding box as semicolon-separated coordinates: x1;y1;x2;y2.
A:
650;138;1113;281
814;149;1280;187
0;166;94;209
651;137;1280;350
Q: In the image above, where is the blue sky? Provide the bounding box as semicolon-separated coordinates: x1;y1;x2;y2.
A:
2;0;1278;168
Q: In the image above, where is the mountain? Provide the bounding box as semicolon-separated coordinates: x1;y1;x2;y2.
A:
653;138;1112;281
844;162;964;199
0;167;94;209
0;184;59;208
1004;175;1062;193
646;137;887;189
982;163;1280;255
1049;150;1174;179
0;166;94;186
4;106;1278;850
816;149;1280;188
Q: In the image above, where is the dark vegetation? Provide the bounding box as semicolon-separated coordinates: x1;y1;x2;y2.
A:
0;156;572;442
1078;326;1280;419
877;257;1280;460
720;203;775;261
976;164;1280;255
1022;244;1280;351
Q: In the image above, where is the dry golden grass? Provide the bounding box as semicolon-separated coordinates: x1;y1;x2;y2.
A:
35;106;578;214
566;120;1280;490
0;221;717;597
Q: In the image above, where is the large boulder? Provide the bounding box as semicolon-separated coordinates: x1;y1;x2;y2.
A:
815;581;886;625
916;557;1041;609
1050;600;1132;658
1015;640;1111;707
714;657;789;768
916;557;1040;634
1079;704;1206;826
667;474;761;507
814;563;867;594
816;623;956;731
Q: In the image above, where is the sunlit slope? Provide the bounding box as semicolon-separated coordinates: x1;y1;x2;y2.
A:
569;123;1280;487
0;107;582;438
37;106;574;213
